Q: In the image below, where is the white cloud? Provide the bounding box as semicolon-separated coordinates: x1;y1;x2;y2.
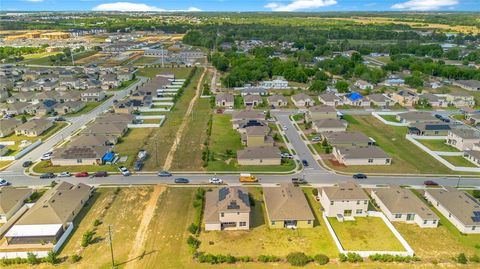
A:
265;0;337;11
391;0;458;11
92;2;201;12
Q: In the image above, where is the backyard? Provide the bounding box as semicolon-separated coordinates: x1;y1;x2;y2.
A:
418;139;460;152
442;155;477;167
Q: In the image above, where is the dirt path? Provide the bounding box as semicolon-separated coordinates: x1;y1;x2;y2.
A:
163;67;206;170
125;185;165;269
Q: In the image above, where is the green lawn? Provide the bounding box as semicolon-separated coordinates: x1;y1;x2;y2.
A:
110;78;139;91
67;101;105;117
132;56;159;66
137;67;193;79
379;114;400;123
328;217;405;251
326;115;461;174
442;156;478;167
418;139;460;152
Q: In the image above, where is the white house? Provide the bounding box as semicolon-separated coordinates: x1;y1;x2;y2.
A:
318;181;369;218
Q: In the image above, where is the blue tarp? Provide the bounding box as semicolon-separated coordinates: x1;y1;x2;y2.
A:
347;92;363;101
102;152;115;163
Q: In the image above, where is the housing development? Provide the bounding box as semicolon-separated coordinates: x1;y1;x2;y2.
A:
0;7;479;269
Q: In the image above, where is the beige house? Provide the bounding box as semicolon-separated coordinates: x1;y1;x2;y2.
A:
204;187;251;231
396;111;438;124
81;88;106;102
291;93;313;108
447;129;480;151
424;187;480;234
244;126;274;147
215;93;234;108
333;146;392;166
237;146;281;166
318;93;343;107
319;181;369;218
267;94;288;107
371;185;439;228
0;118;20;137
243;94;263;107
390;90;419;107
52;145;111;166
0;187;32;223
54;101;86;115
263;184;315;229
367;93;394;107
452;80;480;91
15;118;53;137
312;118;347;133
5;182;94;245
322;131;373;148
445;92;475;107
306;105;338;121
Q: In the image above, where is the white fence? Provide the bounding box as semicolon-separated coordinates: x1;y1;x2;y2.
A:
371;112;409;126
0;139;42;161
0;141;15;146
152;97;174;101
52;222;74;253
0;204;30;236
323;211;414;258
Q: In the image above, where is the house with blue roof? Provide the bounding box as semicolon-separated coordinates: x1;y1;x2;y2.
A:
343;92;369;107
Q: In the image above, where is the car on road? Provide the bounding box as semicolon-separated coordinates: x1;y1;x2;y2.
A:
209;177;223;184
75;172;89;177
423;180;438;186
0;179;10;186
158;171;172;177
302;159;309;167
93;171;108;177
174;178;189;184
40;152;53;161
434;114;442;119
133;161;143;171
282;125;288;131
58;172;72;177
291;178;307;184
353;173;367;179
40;173;56;179
22;161;32;167
442;118;451;123
118;166;131;176
267;118;276;122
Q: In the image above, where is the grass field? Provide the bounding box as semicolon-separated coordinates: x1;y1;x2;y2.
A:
325;115;460;174
379;114;400;123
67;100;107;117
418;139;460;152
328;217;405;251
442;155;477;167
132;56;159;66
137;67;193;78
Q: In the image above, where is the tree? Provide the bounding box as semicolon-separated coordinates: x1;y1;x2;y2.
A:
21;115;27;123
456;253;468;264
405;75;424;88
81;230;95;247
309;80;327;93
335;80;350;93
45;251;59;264
27;252;39;265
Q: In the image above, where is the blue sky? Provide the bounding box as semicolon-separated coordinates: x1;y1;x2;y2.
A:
1;0;479;12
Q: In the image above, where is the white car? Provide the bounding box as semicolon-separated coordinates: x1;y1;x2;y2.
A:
209;177;223;184
311;136;321;142
0;179;10;186
280;152;294;159
282;125;288;131
40;152;53;161
118;166;131;176
58;172;72;177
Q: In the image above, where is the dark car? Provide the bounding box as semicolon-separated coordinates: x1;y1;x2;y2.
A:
302;159;309;167
424;180;438;186
133;160;143;171
434;114;442;119
40;173;56;179
174;178;189;184
353;173;367;179
158;171;172;177
94;171;108;177
75;172;89;177
442;118;451;123
291;178;307;184
22;161;32;167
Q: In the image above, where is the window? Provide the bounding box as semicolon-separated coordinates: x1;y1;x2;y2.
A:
239;222;246;227
356;209;363;214
395;214;402;219
77;159;83;163
307;220;312;224
368;158;373;163
221;212;224;217
449;213;451;218
364;200;368;204
271;221;276;225
433;220;437;224
356;200;360;205
330;201;334;205
423;220;427;225
473;226;476;231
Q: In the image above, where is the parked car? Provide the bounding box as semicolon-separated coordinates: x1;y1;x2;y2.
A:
58;172;72;177
209;177;223;184
353;173;367;179
442;118;451;123
118;166;131;176
291;178;307;184
434;114;442;119
311;136;321;142
158;171;172;177
137;150;147;161
424;180;438;186
75;172;89;177
280;152;293;159
133;161;143;171
22;161;32;167
94;171;108;177
174;178;189;184
40;152;53;161
0;179;10;186
302;159;309;167
40;173;56;179
267;118;276;122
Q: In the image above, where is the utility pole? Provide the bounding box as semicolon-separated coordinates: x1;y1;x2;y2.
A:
70;48;75;66
108;225;115;268
456;176;461;188
155;140;158;167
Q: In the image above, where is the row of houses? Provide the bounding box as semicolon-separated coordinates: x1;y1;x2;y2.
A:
0;118;53;138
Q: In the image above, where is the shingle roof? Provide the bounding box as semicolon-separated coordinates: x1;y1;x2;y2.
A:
237;146;280;159
336;146;390;159
204;187;250;224
263;184;314;221
321;181;369;201
0;187;32;215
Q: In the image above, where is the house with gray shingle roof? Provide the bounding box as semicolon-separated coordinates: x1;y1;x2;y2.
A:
333;146;391;166
0;187;32;223
204;187;251;231
318;181;369;218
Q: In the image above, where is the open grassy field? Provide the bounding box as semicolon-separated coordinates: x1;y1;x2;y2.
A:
379;114;400;123
328;217;405;251
137;67;193;78
442;155;477;167
418;139;460;152
325;115;461;174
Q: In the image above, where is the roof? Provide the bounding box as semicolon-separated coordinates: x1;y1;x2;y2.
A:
346;92;364;101
291;93;312;102
336;146;390;159
308;105;337;114
450;128;480;140
425;187;480;226
69;134;112;147
54;145;111;159
237;146;280;159
246;126;269;136
244;94;263;102
323;131;371;145
95;113;134;124
319;93;341;102
321;181;369;201
455;80;480;88
372;185;438;220
312;118;347;129
84;122;127;135
216;93;234;103
398;111;437;122
409;122;451;131
0;187;32;214
367;93;389;102
204;187;250;224
232;110;265;121
263;184;314;221
16;182;92;226
267;94;287;103
5;224;63;238
16;118;53;132
0;118;20;132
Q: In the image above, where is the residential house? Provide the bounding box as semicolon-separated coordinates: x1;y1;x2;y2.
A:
463;150;480;166
367;93;394;107
291;93;313;108
354;80;373;90
318;181;369;218
312;118;348;133
243;126;274;147
343;92;370;107
51;145;112;166
69;133;117;147
239;87;267;96
0;102;30;115
215;93;234;108
231;110;266;129
243;95;263;107
408;122;451;136
318;93;343;107
83;122;128;137
237;146;281;166
267;94;288;107
263;184;315;229
333;146;392;165
259;77;289;89
306;105;337;121
445;92;475;107
0;187;32;223
54;101;86;115
5;182;94;245
383;78;405;86
81;88;106;102
396;111;438;124
0;118;20;137
424;187;480;234
204;187;251;231
390;90;419;107
447;128;480;151
15;118;53;137
0;145;8;156
371;185;439;228
453;80;480;91
420;93;448;108
322;131;373;148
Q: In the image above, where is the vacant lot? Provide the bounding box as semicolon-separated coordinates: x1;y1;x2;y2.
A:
328;217;405;251
325;115;461;174
418;139;460;152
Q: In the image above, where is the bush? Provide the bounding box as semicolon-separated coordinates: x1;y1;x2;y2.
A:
81;230;95;247
93;219;102;227
188;223;199;234
187;235;201;250
339;253;362;263
44;251;59;264
70;254;81;263
312;189;318;196
27;252;39;265
368;254;419;263
472;190;480;199
258;255;281;263
313;254;329;265
456;253;468;264
339;253;347;262
286;252;311;266
237;256;253;262
470;254;480;263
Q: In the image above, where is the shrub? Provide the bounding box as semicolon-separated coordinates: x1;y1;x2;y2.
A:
472;190;480;198
258;255;281;263
81;230;95;247
70;254;81;263
346;252;363;263
456;253;468;264
44;251;59;264
313;254;329;265
237;256;253;262
338;253;347;262
470;254;480;263
26;252;39;265
187;235;201;250
312;189;318;196
93;219;102;227
368;254;418;263
188;223;199;234
286;252;311;266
